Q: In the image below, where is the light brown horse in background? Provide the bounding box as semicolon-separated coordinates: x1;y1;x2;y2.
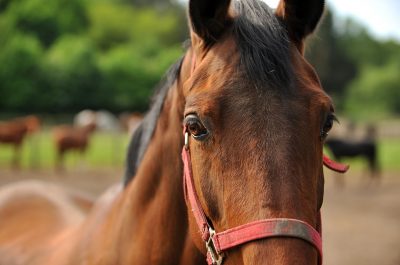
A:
53;123;96;170
0;0;340;264
0;115;40;168
119;111;144;134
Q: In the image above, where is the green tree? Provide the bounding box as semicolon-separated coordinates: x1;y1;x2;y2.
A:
344;58;400;120
0;0;187;113
338;18;400;68
6;0;88;47
88;2;136;51
0;34;44;112
43;35;106;112
0;0;12;12
337;17;400;120
99;42;182;111
306;9;357;108
88;2;186;51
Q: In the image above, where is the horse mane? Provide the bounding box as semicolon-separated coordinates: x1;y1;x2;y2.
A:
123;57;184;186
233;0;293;92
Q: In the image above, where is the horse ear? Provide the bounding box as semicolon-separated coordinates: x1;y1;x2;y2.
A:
276;0;324;51
189;0;232;44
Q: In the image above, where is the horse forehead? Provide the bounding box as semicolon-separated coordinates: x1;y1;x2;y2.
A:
186;45;329;118
187;84;330;130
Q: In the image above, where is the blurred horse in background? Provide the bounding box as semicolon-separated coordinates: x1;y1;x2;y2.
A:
325;125;379;184
75;109;126;165
53;123;96;171
0;115;41;168
74;109;121;133
119;112;144;134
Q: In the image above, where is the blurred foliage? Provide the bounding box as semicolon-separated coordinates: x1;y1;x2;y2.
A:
306;10;357;109
0;34;44;111
5;0;88;47
0;0;400;120
336;18;400;120
43;35;106;112
307;7;400;120
344;59;400;120
98;42;182;111
0;0;186;113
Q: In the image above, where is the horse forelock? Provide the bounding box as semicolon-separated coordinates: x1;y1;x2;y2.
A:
232;0;294;94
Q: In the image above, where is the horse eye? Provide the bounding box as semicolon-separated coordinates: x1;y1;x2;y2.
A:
184;115;208;140
321;114;337;140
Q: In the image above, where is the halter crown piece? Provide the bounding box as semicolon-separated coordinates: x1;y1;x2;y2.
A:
183;54;348;265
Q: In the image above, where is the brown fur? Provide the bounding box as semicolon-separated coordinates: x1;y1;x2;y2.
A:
0;116;41;167
0;0;332;264
53;123;96;170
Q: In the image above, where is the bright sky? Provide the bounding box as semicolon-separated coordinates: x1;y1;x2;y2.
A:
263;0;400;41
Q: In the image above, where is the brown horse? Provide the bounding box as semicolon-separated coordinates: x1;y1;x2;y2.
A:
0;0;343;264
53;123;96;170
0;115;40;167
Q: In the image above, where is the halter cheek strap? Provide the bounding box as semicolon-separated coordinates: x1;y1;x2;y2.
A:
182;132;325;265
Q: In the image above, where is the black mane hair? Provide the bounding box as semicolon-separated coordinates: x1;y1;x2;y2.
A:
233;0;293;92
123;57;183;185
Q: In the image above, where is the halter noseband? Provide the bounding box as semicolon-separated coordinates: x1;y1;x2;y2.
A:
183;53;348;265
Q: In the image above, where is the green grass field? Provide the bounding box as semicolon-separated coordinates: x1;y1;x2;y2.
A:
0;130;130;170
0;130;399;172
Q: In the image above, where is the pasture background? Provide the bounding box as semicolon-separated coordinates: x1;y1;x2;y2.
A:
0;130;130;169
1;0;400;264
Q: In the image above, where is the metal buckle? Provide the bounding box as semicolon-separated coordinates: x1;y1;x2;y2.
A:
206;228;224;265
184;132;189;150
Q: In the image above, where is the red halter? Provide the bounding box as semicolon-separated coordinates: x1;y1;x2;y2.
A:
182;136;324;265
184;53;348;265
322;155;349;173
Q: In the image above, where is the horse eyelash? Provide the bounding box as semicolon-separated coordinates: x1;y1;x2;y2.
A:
331;114;339;124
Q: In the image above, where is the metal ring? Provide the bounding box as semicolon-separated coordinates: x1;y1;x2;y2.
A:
206;227;224;265
184;132;189;149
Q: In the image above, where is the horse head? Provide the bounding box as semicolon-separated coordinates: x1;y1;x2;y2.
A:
180;0;332;264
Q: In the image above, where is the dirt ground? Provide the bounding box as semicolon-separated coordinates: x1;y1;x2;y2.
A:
0;167;399;265
323;170;400;265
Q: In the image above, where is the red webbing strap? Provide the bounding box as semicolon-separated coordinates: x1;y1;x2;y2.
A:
182;145;211;241
212;219;323;263
323;155;349;173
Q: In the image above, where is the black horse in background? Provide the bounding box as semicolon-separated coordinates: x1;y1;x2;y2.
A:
325;125;380;184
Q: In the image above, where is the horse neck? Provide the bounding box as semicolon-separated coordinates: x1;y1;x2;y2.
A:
79;78;203;264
